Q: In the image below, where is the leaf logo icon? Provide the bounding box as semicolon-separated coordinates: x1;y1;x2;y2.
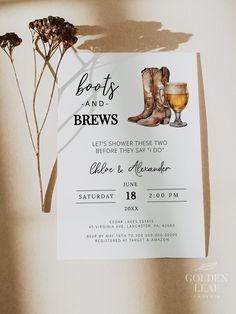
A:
195;262;218;272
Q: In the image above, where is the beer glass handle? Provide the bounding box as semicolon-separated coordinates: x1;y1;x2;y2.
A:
159;86;165;105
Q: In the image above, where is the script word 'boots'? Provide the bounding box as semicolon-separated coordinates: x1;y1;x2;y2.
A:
128;68;155;123
137;67;171;127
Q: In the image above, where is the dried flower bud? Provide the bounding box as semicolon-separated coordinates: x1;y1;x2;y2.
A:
0;32;22;56
9;33;22;46
29;16;78;55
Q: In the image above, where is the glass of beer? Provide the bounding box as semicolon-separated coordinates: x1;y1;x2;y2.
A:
160;82;189;127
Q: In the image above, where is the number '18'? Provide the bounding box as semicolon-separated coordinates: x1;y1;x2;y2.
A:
126;191;136;200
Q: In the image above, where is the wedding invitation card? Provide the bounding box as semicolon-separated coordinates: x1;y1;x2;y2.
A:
57;52;205;259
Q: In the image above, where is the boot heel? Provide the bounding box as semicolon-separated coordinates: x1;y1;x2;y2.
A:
161;117;170;125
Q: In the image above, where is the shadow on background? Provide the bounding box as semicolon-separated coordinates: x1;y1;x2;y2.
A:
197;53;211;256
77;21;192;52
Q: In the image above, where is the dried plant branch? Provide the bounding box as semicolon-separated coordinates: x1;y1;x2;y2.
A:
39;53;64;134
0;17;78;213
32;61;47;134
31;33;39;88
33;47;37;88
35;41;56;78
0;33;36;154
36;133;44;211
32;61;47;212
29;16;78;212
10;59;37;153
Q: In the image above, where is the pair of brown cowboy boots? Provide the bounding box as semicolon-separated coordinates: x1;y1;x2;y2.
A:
128;67;171;127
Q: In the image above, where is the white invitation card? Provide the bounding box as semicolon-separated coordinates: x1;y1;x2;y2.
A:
57;52;205;259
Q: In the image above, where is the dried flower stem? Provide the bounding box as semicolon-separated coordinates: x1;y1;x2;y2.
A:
32;61;47;211
40;54;64;133
36;135;44;211
35;43;56;78
33;62;47;133
10;58;36;153
33;54;64;212
33;48;37;88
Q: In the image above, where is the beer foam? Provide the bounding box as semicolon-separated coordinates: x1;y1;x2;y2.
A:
165;82;188;94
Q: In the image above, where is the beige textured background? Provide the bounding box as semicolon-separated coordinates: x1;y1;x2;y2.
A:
0;0;235;313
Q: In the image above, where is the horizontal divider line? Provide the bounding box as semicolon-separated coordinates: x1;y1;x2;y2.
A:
76;190;116;192
147;200;187;203
76;202;116;204
147;188;187;191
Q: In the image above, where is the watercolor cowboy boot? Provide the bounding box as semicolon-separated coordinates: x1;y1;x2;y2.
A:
128;68;155;123
137;67;171;127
